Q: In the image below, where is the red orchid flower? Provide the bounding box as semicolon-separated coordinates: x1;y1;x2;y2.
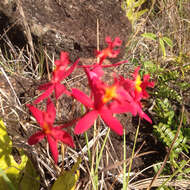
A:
27;99;74;164
96;36;122;65
81;37;128;70
133;67;155;100
127;66;155;101
34;52;79;104
119;67;155;123
72;69;136;136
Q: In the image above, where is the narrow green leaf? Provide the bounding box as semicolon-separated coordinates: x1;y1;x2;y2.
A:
141;33;157;40
126;0;131;7
159;38;166;57
184;167;190;174
126;9;134;21
162;37;173;47
135;9;148;19
134;0;147;7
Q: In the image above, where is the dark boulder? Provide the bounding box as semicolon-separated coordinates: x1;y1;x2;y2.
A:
0;0;131;60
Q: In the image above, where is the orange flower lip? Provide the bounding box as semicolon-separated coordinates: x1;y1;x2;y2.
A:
43;122;51;134
135;75;142;92
102;85;117;103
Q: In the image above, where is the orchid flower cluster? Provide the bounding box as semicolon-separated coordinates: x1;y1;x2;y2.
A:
27;36;154;163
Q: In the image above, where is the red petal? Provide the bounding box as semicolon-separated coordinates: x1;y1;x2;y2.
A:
102;60;128;68
46;98;55;113
91;66;104;78
133;101;152;123
141;112;152;123
100;109;123;135
47;135;59;164
122;78;134;92
110;101;137;116
53;58;79;82
72;88;93;108
34;85;54;104
38;82;52;90
52;68;69;84
105;36;112;44
74;110;98;134
137;104;152;123
112;37;122;47
64;58;79;78
85;66;104;80
54;82;67;99
52;70;65;83
55;52;69;67
142;74;155;88
59;52;69;65
108;49;120;58
28;131;45;145
44;98;56;124
143;74;150;82
27;104;44;126
133;66;141;79
52;128;75;148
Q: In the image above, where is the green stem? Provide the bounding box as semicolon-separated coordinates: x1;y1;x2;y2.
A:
84;131;91;162
95;128;110;174
123;128;127;190
126;118;141;188
91;119;97;190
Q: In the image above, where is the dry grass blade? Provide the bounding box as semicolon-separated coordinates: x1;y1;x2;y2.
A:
17;0;35;56
131;177;190;189
0;67;21;106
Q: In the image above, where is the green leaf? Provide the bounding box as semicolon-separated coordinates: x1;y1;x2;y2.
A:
126;0;131;7
143;61;157;73
19;159;40;190
123;0;148;26
126;9;134;21
134;0;147;7
0;119;28;189
162;37;173;47
141;33;157;40
52;158;81;190
135;9;148;20
159;38;166;57
184;167;190;174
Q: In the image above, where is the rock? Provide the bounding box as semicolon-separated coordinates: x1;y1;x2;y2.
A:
0;0;131;60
